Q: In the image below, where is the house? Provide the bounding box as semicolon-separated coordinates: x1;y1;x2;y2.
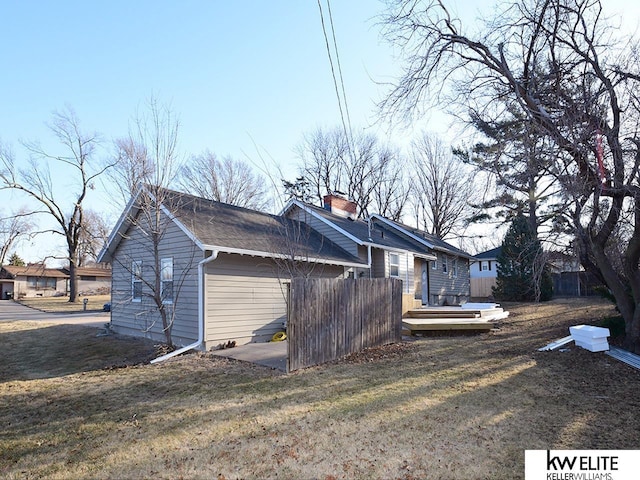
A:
0;264;68;299
282;194;475;310
98;187;367;350
0;264;113;299
99;188;475;351
547;251;602;297
469;247;501;299
61;265;112;295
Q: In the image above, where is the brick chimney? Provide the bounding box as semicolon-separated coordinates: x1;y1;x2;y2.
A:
323;194;357;220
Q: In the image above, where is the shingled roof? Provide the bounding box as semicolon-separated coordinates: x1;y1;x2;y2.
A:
1;264;68;279
100;187;366;267
290;201;474;260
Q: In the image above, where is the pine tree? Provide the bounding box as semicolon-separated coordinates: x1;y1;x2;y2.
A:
493;215;552;301
7;253;25;266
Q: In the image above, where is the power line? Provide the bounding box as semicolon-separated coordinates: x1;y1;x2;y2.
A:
316;0;354;162
325;0;354;143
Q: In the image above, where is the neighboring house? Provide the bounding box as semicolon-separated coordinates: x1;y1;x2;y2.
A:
469;247;501;299
98;188;366;349
0;264;112;299
62;265;112;295
282;194;475;310
547;251;602;297
0;264;68;299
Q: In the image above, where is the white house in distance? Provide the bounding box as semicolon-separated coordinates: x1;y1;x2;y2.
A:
469;247;501;299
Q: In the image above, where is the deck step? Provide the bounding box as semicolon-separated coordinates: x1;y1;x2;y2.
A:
402;318;494;332
405;310;480;319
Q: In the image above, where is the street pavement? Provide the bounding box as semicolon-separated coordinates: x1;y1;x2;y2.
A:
0;300;110;327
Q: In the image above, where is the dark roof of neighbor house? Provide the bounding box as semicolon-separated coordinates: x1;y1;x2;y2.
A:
299;202;474;259
474;247;502;260
61;266;112;278
1;265;68;279
101;187;366;267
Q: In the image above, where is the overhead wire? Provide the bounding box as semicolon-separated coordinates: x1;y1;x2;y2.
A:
316;0;355;165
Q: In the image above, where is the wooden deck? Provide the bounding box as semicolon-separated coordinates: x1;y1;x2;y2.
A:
402;305;508;334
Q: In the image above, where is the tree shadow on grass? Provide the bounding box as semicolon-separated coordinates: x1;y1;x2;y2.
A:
0;323;158;382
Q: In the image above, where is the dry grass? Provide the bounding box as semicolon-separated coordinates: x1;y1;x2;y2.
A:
1;298;639;480
17;294;111;313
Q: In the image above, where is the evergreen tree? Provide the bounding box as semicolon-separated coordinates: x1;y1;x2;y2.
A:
7;253;25;266
493;215;552;302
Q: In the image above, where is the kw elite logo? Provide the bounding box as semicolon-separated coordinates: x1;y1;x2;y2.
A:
545;450;617;480
525;450;640;480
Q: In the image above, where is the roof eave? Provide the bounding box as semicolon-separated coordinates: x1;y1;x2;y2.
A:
202;244;367;269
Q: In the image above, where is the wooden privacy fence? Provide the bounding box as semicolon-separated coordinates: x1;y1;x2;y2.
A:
287;278;402;372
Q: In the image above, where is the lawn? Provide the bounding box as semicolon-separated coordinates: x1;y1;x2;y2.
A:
1;298;639;479
17;294;111;313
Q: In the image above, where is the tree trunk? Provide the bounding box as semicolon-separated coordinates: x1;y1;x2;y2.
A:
68;260;77;302
623;308;640;354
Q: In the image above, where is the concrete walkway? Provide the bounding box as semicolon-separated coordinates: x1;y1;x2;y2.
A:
210;340;288;372
0;300;109;327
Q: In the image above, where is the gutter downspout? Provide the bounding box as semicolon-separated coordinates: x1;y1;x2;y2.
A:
151;250;219;364
368;244;372;279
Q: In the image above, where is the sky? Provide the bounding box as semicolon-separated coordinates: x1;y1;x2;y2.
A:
1;0;638;264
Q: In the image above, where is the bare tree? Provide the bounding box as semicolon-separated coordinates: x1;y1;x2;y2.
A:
106;137;153;209
410;133;476;239
295;126;409;218
76;209;110;267
108;99;196;347
382;0;640;351
0;209;33;265
0;107;110;301
178;151;271;211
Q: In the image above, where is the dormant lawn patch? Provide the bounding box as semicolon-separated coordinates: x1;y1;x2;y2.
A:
1;298;639;479
18;294;111;313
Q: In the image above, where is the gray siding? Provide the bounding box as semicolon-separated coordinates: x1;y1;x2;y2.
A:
204;254;344;348
287;206;361;258
429;254;471;305
371;248;386;278
110;215;201;347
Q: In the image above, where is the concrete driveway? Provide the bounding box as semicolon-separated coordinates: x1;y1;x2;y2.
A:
0;300;110;327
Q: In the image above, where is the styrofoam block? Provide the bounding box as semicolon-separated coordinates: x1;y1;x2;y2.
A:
576;341;609;352
575;339;609;349
570;325;610;339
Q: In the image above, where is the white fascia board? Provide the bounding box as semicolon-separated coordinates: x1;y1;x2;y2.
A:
202;244;368;269
286;199;365;246
362;242;436;260
97;188;143;263
369;214;435;249
159;203;205;251
278;198;297;216
413;252;438;261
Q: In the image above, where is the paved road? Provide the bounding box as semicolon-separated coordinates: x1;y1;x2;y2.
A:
0;300;110;327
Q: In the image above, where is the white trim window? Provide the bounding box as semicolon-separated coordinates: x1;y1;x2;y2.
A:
442;256;448;274
161;257;173;303
389;253;400;277
481;261;489;271
432;254;438;270
452;259;458;278
132;261;142;302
